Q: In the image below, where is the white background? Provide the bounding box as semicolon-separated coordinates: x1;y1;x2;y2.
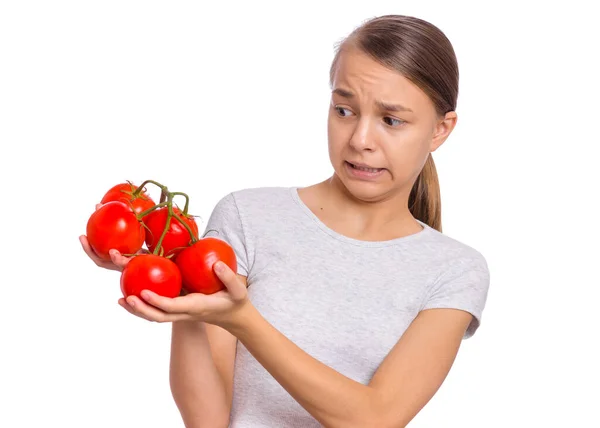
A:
1;1;598;427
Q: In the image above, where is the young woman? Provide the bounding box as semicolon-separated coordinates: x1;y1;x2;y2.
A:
81;14;490;427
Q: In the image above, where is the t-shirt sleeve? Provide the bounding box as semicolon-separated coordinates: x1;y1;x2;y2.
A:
201;192;250;277
421;255;491;339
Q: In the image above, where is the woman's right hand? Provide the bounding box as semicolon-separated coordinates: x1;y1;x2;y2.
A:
79;203;139;272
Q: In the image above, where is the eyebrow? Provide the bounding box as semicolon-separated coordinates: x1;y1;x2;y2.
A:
332;88;414;113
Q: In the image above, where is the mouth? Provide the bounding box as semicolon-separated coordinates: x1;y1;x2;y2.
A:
345;161;384;173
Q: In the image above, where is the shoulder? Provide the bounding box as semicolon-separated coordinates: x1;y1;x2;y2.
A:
228;186;294;207
418;228;491;338
208;186;291;209
210;186;297;219
421;225;489;274
203;186;297;276
206;185;297;228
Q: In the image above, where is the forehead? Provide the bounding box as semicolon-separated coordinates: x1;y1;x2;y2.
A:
332;47;432;112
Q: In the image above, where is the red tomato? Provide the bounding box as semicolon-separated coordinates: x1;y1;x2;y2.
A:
86;201;145;260
120;254;182;299
144;206;199;256
101;182;155;216
175;237;237;295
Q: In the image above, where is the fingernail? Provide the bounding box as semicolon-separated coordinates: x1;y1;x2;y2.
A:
128;299;135;307
142;290;151;299
214;261;224;272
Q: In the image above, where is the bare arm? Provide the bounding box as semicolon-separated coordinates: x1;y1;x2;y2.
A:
169;275;246;428
230;304;472;428
80;234;241;427
131;261;475;428
169;321;236;428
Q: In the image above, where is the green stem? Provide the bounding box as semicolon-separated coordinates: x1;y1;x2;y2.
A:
170;191;198;243
202;228;219;238
170;191;190;215
172;213;199;243
133;179;168;197
132;182;199;253
153;194;174;256
137;201;168;219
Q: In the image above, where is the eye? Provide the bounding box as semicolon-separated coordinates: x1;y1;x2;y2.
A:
334;106;353;117
383;117;405;127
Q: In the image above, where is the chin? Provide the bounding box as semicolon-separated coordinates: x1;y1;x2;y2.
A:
348;183;390;203
334;172;392;203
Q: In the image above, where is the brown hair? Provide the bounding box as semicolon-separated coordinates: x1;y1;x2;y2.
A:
329;15;460;232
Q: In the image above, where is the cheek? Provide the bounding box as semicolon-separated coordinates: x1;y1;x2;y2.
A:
327;117;346;158
386;130;431;175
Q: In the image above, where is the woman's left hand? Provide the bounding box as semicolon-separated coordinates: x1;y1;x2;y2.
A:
118;261;250;329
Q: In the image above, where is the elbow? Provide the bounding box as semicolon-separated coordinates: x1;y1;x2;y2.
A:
180;415;230;428
374;417;408;428
367;405;411;428
326;416;406;428
342;413;407;428
323;404;409;428
344;397;411;428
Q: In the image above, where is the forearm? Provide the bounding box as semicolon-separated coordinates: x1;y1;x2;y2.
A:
228;304;382;427
170;321;229;428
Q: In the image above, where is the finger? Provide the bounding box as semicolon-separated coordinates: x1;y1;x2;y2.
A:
126;295;189;322
213;262;246;301
109;249;131;270
125;295;165;321
140;290;198;315
79;235;95;257
118;298;154;322
79;235;112;268
95;203;102;210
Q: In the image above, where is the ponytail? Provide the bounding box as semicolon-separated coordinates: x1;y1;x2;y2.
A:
409;153;442;232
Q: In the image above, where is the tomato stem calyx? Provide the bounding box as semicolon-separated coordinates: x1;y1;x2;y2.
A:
133;179;201;255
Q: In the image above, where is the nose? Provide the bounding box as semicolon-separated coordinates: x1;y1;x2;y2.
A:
348;116;376;151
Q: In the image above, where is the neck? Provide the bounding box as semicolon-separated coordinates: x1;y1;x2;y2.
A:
303;174;422;241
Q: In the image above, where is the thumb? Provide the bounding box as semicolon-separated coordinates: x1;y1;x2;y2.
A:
214;261;245;301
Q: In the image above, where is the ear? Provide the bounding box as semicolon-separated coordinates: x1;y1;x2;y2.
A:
430;111;458;152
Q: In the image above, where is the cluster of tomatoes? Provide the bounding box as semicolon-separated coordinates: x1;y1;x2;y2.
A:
85;181;237;299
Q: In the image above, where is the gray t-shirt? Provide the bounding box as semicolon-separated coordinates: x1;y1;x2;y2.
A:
203;186;491;427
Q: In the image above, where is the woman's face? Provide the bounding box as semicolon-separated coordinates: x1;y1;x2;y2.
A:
327;46;456;203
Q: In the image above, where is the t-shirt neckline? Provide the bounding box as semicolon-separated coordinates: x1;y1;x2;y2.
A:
289;186;433;248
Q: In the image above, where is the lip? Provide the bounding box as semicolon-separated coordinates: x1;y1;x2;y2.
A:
346;160;381;169
344;161;386;180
